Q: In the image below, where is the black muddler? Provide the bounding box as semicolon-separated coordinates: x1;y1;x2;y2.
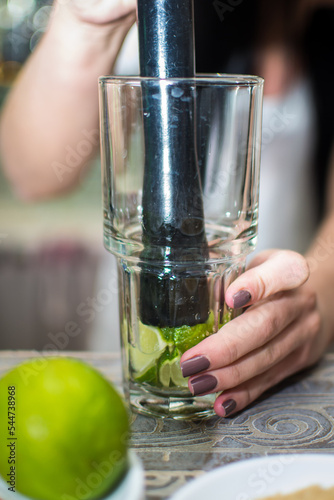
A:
137;0;209;327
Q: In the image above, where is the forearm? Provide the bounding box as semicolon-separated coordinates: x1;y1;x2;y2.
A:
0;4;135;200
306;211;334;345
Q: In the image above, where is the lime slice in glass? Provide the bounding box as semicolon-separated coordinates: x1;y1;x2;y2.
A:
133;362;158;385
157;349;172;387
158;357;171;387
130;346;156;372
158;349;188;388
131;322;173;386
130;346;158;384
170;353;188;387
138;322;170;354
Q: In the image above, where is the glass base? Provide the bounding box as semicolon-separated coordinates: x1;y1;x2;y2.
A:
127;381;216;420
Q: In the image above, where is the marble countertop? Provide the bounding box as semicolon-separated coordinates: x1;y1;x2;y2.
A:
1;350;334;500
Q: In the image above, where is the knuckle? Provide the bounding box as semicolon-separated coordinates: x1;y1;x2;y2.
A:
265;342;279;367
277;250;310;288
262;312;280;339
289;252;310;284
303;288;317;311
255;273;267;300
221;335;239;365
308;310;322;337
295;314;322;369
227;362;243;387
237;311;256;335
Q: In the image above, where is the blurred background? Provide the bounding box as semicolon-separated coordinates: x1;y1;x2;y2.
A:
0;0;121;351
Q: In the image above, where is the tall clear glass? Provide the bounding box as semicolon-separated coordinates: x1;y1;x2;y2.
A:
99;75;263;419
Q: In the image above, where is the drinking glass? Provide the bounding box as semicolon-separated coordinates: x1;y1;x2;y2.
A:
99;75;263;419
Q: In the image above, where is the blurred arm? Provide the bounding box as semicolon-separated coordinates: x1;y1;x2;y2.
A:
306;143;334;342
0;2;136;200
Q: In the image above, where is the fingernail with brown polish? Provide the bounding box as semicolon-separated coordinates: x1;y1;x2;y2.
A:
181;356;210;378
190;374;217;395
222;399;237;416
232;289;251;308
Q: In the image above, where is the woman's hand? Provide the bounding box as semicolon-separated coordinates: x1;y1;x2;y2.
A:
180;250;329;417
0;0;137;200
54;0;137;26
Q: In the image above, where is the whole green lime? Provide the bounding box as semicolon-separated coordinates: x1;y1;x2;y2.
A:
0;357;130;500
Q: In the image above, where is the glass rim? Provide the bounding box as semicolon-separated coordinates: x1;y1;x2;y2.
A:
99;73;264;87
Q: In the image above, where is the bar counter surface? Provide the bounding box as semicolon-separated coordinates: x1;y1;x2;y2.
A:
1;350;334;500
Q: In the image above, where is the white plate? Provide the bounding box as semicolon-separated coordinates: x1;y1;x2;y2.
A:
0;451;144;500
170;454;334;500
107;452;144;500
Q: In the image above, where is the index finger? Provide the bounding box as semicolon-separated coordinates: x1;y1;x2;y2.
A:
225;250;309;309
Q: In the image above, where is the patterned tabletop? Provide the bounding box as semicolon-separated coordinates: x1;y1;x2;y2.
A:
1;351;334;500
